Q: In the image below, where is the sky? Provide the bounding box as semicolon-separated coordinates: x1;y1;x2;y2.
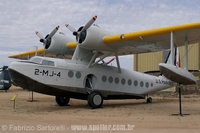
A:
1;0;200;70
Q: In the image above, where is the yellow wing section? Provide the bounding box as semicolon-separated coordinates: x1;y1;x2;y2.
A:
103;22;200;55
9;48;45;59
9;48;72;60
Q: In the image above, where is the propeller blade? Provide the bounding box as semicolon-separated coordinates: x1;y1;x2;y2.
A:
35;31;44;39
46;26;60;40
80;15;97;32
65;24;76;32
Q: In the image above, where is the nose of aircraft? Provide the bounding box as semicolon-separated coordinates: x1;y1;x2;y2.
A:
8;61;26;86
8;61;22;74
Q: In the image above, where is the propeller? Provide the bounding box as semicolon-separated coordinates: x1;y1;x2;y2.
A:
35;26;60;49
65;15;97;43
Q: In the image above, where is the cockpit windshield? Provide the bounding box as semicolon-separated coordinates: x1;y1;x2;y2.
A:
29;57;42;64
41;59;54;66
29;57;55;66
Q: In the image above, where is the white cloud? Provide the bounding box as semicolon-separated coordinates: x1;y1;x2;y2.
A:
1;0;200;70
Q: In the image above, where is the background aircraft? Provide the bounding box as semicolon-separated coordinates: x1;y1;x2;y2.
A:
0;66;11;91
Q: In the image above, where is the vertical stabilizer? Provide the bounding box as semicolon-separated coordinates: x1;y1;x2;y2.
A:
165;47;180;67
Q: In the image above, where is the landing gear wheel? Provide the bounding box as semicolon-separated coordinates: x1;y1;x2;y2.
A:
147;97;152;103
55;96;70;106
87;91;103;109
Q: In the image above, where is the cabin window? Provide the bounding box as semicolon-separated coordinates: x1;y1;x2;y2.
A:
151;83;153;87
68;70;74;78
134;80;138;86
115;77;119;84
128;79;132;86
145;82;149;88
102;76;107;82
140;81;144;87
76;72;81;79
121;78;126;85
108;76;113;83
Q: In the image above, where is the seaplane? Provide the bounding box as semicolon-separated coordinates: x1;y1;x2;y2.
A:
8;16;199;108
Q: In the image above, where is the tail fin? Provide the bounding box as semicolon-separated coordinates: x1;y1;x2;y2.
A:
165;47;180;67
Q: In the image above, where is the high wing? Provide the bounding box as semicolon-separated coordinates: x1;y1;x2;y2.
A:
9;48;72;60
102;22;200;55
9;22;200;59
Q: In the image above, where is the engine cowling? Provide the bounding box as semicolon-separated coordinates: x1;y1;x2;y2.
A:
78;25;112;51
45;32;75;55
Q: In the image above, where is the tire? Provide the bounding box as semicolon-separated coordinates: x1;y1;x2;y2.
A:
87;91;103;108
147;97;152;103
55;96;70;106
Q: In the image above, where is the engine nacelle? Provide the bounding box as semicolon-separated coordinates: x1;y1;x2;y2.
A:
78;25;112;51
46;32;75;55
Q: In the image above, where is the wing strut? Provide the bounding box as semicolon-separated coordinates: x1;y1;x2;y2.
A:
115;52;121;73
34;46;38;56
90;52;113;67
170;31;174;65
184;38;188;70
87;51;98;68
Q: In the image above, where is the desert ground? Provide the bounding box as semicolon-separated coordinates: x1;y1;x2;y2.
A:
0;86;200;133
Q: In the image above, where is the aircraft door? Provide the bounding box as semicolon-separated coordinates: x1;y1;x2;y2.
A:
85;74;98;94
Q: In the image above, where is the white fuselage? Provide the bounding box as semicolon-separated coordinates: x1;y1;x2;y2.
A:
8;56;174;99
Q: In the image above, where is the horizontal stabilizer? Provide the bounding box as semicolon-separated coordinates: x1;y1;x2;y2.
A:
159;63;196;85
